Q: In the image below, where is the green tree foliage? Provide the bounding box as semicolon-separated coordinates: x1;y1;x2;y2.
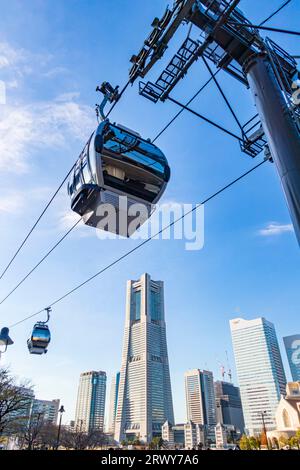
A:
289;436;299;449
249;436;260;450
239;435;251;450
279;435;290;449
149;436;164;450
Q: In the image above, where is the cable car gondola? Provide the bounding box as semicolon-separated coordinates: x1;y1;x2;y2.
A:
27;307;51;355
68;118;170;237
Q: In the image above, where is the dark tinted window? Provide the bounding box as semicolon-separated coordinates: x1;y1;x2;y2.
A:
104;125;167;176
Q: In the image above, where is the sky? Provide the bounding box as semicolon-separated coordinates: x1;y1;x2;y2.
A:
0;0;299;425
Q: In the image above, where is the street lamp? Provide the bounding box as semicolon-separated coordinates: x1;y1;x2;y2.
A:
0;327;13;360
260;410;269;450
55;405;65;450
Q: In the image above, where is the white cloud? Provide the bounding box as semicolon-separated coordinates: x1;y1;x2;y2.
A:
42;66;68;78
59;210;82;231
0;192;24;214
0;41;95;174
0;42;24;70
0;187;52;215
55;91;80;102
0;98;95;174
0;41;50;78
0;41;67;90
258;222;294;236
58;210;96;238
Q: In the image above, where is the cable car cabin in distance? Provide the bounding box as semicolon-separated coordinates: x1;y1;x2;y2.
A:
68;119;170;237
27;323;51;355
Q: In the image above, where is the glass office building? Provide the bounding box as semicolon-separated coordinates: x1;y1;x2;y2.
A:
32;399;60;425
75;370;106;433
185;369;216;427
283;334;300;382
214;381;244;433
230;317;286;435
114;273;174;443
107;372;120;434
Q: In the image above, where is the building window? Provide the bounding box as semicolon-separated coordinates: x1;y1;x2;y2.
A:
282;409;291;428
132;290;141;321
150;290;160;321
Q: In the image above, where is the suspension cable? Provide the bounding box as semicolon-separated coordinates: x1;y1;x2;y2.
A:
105;80;131;119
228;22;300;37
0;77;132;283
9;158;267;329
202;56;244;133
153;69;221;143
0;218;81;306
0;165;74;281
259;0;292;27
167;96;244;143
0;70;223;303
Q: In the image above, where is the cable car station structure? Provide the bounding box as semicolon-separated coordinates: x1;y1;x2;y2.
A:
127;0;300;245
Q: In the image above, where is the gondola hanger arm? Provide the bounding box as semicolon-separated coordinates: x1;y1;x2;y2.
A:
95;81;120;121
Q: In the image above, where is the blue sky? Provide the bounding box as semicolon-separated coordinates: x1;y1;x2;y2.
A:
0;0;299;425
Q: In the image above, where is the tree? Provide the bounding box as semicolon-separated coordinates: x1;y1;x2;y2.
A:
132;438;141;446
289;436;299;450
0;367;33;437
149;436;164;450
295;429;300;448
39;422;59;450
239;435;251;450
279;435;289;449
61;427;106;450
249;436;260;450
17;412;45;450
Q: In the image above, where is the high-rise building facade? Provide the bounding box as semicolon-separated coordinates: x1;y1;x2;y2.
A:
75;370;106;433
32;399;60;425
283;335;300;382
184;369;216;427
230;317;286;435
214;381;244;433
114;273;174;443
107;372;120;434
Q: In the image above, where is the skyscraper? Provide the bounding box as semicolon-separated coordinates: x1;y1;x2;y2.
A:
214;381;244;433
75;370;106;433
107;372;120;434
184;369;216;427
32;399;60;425
283;335;300;382
230;317;286;435
114;273;174;443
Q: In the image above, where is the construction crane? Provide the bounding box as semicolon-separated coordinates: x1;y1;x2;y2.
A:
129;0;300;245
226;350;232;382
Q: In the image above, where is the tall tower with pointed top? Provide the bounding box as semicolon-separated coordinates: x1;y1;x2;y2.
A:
114;273;174;443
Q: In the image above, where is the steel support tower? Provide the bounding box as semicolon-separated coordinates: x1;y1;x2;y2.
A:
129;0;300;245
